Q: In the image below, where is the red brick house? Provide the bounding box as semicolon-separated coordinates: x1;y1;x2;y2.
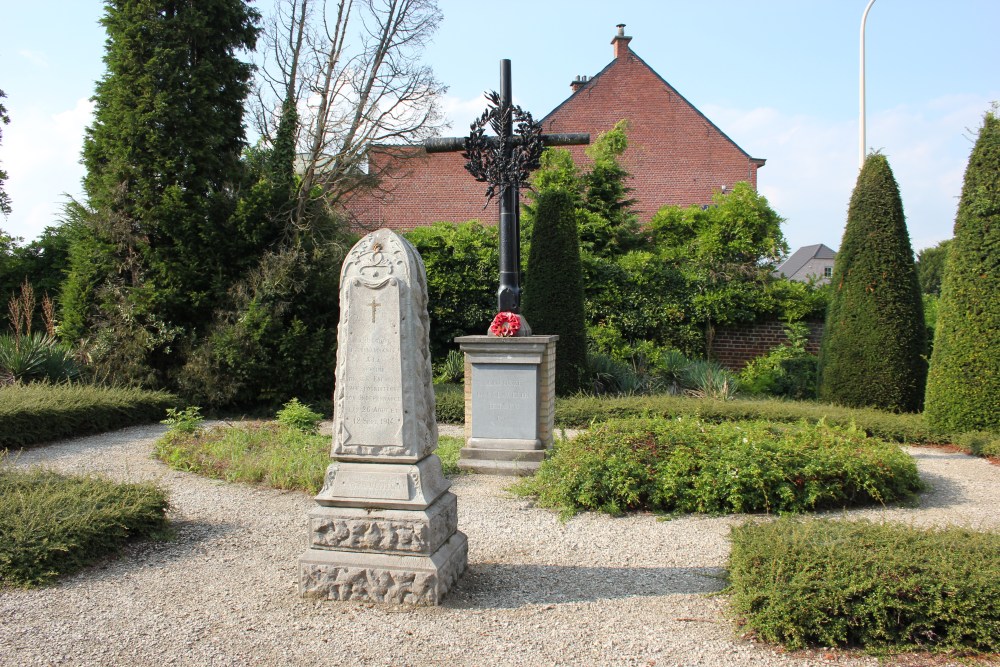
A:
341;25;764;231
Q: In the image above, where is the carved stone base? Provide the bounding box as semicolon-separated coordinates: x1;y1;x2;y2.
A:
299;532;468;605
307;492;458;555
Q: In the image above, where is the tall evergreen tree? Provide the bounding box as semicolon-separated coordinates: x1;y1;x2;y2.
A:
924;111;1000;432
64;0;259;383
522;187;588;395
818;153;926;412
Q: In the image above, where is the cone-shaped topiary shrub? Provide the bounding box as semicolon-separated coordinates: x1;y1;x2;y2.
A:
522;187;588;395
924;111;1000;432
818;153;926;412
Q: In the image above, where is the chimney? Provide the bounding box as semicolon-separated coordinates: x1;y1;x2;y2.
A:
611;23;632;59
570;74;589;92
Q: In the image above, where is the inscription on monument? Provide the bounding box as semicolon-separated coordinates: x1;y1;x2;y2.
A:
339;279;404;448
471;363;537;440
330;471;411;501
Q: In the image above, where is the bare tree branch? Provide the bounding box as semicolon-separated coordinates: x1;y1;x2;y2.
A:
254;0;446;229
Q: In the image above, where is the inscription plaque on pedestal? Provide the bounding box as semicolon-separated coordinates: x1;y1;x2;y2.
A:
471;363;537;440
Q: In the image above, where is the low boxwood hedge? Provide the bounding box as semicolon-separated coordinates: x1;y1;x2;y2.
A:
0;466;170;587
514;417;922;518
729;518;1000;653
0;383;179;449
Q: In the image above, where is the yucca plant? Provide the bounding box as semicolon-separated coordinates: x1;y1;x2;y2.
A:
0;333;80;383
434;349;466;384
587;351;642;396
654;349;692;395
684;359;739;400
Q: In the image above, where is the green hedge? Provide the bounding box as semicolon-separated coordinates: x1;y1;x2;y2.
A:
925;111;1000;433
434;383;465;425
433;390;1000;456
0;467;169;587
818;153;927;412
552;394;933;442
0;383;179;449
729;518;1000;652
514;418;921;518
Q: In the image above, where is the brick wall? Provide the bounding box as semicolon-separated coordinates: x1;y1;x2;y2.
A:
341;33;762;232
342;148;499;232
710;321;824;371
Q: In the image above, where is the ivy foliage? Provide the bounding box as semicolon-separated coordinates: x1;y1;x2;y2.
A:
818;153;926;412
405;221;499;360
649;183;788;335
924;110;1000;432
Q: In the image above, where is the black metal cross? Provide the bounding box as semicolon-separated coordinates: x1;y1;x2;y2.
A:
425;59;589;314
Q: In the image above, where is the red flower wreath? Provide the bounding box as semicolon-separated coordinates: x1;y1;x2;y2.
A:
489;311;521;337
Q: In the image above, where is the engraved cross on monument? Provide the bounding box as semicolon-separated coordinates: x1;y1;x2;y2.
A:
299;229;467;604
426;60;588;475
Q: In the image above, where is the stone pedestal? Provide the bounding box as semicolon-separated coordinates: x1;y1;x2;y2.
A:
454;335;558;475
299;229;466;605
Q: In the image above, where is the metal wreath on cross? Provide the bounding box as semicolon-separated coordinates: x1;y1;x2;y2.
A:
462;91;544;205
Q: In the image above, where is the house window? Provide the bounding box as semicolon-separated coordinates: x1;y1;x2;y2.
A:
824;266;833;278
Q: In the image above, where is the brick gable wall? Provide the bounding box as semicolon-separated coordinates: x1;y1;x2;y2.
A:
341;34;762;232
542;49;761;220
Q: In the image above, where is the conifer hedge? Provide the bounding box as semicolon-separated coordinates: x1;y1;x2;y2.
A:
818;153;926;412
924;111;1000;432
522;188;588;395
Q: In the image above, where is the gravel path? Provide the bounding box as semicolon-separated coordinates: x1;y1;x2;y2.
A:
1;425;998;667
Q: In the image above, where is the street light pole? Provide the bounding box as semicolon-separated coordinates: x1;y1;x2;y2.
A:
860;0;877;169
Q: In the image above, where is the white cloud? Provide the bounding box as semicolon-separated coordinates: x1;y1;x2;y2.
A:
440;93;490;135
704;94;996;254
3;98;93;240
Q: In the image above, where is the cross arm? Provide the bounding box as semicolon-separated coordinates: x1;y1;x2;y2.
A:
424;133;590;154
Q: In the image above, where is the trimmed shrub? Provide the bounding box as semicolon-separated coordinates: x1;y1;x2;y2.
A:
433;383;464;424
925;111;1000;433
405;221;499;361
0;383;178;449
513;418;921;518
0;467;169;587
729;518;1000;652
522;187;588;395
819;153;926;413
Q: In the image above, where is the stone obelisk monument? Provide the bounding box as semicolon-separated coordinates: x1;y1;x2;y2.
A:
299;229;467;605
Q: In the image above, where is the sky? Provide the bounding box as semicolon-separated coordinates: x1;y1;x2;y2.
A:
1;0;998;254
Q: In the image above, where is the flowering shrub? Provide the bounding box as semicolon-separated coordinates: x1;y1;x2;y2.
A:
489;311;521;337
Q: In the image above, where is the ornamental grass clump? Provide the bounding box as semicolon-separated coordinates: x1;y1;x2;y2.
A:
0;465;169;587
514;418;921;518
728;518;1000;653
